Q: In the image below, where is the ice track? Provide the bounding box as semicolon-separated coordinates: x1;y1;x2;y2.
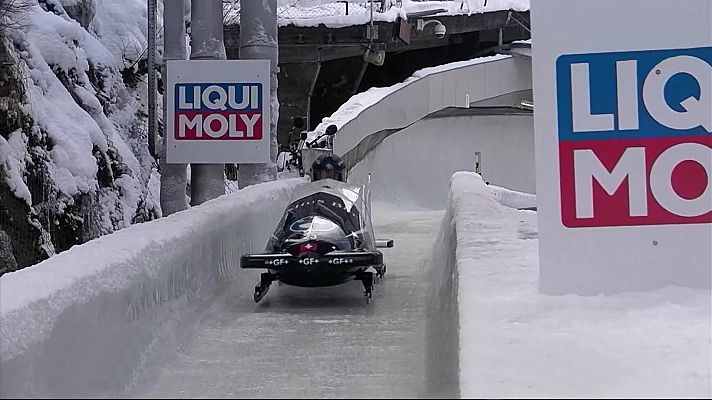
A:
135;207;447;398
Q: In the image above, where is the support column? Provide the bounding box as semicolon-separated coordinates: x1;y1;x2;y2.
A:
160;0;189;215
189;0;226;204
238;0;279;189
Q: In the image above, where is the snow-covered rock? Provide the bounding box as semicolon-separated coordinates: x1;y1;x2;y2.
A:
59;0;96;29
0;0;161;273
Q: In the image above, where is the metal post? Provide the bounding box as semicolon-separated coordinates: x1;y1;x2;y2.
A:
369;0;374;40
159;0;189;215
238;0;279;188
147;0;157;159
306;62;321;132
352;59;368;95
370;0;374;27
190;0;226;204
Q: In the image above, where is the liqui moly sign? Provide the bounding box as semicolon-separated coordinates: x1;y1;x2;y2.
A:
166;60;270;164
557;47;712;227
175;83;263;140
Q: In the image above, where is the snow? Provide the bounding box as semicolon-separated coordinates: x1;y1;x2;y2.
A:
13;2;142;200
0;178;302;397
6;1;705;397
0;131;32;205
0;178;299;314
91;0;154;68
20;37;101;197
488;183;536;209
441;172;711;397
18;5;115;195
4;0;164;245
226;0;530;28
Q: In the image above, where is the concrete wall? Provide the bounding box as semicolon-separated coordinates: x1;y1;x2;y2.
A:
330;55;532;164
0;179;302;398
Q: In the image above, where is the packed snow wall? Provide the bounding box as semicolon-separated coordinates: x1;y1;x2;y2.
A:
0;179;302;398
427;172;535;395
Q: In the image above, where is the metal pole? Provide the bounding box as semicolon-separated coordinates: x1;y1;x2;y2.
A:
238;0;279;188
160;0;189;215
147;0;157;159
352;59;368;95
370;0;374;28
370;0;374;40
190;0;226;204
306;62;321;132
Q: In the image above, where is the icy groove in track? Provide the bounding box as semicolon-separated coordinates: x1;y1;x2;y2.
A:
135;206;444;399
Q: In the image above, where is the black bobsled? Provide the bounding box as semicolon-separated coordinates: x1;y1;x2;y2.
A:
241;177;394;303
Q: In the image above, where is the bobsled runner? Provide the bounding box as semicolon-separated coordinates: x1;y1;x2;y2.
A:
241;149;393;303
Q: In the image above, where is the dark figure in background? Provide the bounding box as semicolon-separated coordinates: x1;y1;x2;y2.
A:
287;117;306;148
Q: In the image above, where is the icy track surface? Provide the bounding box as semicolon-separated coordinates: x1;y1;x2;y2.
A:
134;205;447;398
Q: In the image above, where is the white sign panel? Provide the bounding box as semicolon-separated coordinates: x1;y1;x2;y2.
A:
166;60;270;163
532;0;712;294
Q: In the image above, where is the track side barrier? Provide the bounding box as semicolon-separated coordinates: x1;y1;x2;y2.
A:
0;178;303;397
426;172;536;396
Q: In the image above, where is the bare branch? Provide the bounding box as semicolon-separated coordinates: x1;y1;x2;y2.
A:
0;0;33;33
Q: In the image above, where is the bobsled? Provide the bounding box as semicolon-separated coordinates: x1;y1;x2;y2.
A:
240;176;394;303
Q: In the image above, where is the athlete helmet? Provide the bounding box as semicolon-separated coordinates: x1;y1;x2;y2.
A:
311;153;346;182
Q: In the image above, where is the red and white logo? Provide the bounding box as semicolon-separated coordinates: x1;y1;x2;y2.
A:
174;83;263;140
557;47;711;227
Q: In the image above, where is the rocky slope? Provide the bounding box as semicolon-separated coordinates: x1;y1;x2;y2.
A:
0;0;162;274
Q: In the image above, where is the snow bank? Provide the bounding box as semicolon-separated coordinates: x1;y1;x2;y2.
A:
488;183;536;209
433;172;711;398
0;179;303;398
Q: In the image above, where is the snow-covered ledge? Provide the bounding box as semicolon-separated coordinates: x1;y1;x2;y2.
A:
426;172;535;396
309;54;532;167
0;179;302;398
430;172;710;398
